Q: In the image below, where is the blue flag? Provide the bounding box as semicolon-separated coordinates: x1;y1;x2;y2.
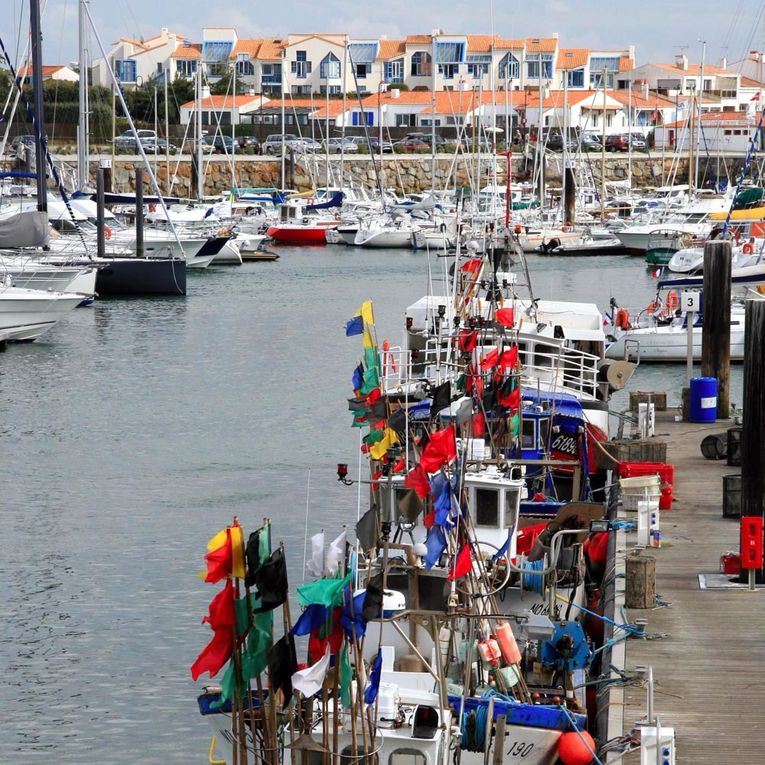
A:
352;364;364;391
364;650;383;705
424;525;447;570
290;603;329;636
340;585;367;640
346;315;364;336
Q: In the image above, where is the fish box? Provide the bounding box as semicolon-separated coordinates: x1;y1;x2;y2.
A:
629;391;667;412
596;439;667;469
619;462;674;510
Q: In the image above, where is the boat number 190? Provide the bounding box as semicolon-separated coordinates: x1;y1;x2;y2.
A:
506;741;535;758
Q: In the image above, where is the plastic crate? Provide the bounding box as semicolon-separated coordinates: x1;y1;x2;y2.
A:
619;461;674;510
722;474;741;518
727;427;742;467
619;475;661;511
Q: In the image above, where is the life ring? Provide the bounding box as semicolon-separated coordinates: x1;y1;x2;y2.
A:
615;307;631;330
647;300;660;314
104;225;112;240
148;203;157;213
514;223;522;234
743;242;754;255
665;290;679;311
562;224;571;233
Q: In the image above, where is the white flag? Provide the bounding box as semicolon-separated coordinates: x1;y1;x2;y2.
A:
291;645;331;697
325;530;347;576
305;531;325;578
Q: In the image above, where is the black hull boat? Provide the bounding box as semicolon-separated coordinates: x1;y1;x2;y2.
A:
94;257;186;296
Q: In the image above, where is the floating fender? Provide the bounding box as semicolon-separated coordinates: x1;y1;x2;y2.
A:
558;730;597;765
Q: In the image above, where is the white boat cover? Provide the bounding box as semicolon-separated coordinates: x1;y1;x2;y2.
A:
0;210;49;247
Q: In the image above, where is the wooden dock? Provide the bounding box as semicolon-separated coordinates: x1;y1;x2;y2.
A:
615;412;764;764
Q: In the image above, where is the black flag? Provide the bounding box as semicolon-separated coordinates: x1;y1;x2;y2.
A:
356;506;379;551
431;382;451;415
362;573;384;622
268;634;298;707
254;548;289;612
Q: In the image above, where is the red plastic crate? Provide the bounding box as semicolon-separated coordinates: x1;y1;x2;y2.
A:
618;461;674;510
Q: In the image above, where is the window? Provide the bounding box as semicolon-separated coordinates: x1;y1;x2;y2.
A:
467;54;491;78
115;59;137;83
498;53;520;81
475;488;499;527
435;41;466;64
589;56;620;88
203;41;233;62
385;58;404;83
567;68;585;88
355;63;369;79
348;42;379;65
236;57;255;77
262;63;282;84
320;52;341;80
438;63;459;79
396;113;416;127
411;51;432;77
320;85;342;95
176;59;197;78
526;53;553;80
420;118;441;126
291;85;311;96
505;489;521;528
291;50;312;79
352;111;374;127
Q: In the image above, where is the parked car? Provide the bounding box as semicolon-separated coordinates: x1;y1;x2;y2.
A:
203;134;236;154
262;134;303;154
394;137;430;152
546;132;577;152
348;136;394;153
406;131;446;148
628;133;648;152
580;133;603;152
236;135;261;153
605;134;638;152
325;137;358;154
113;129;160;153
297;136;322;153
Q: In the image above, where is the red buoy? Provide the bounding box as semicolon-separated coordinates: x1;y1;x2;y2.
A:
558;730;596;765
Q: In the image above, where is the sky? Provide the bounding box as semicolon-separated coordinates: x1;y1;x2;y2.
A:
1;0;764;73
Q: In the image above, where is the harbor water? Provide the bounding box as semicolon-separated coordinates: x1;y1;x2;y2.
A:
0;249;743;763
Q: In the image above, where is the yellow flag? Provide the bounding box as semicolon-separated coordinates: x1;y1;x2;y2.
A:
230;525;246;579
207;527;227;551
369;427;399;461
360;300;375;326
362;326;375;349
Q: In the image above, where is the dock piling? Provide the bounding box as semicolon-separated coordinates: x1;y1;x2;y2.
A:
96;167;105;258
701;240;731;418
135;166;144;259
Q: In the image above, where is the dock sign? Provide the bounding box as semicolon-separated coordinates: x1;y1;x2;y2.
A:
680;290;699;313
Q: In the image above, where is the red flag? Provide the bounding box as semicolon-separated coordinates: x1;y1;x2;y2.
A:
472;410;486;437
498;385;521;410
201;579;235;630
448;545;472;580
204;529;232;583
460;258;482;273
419;425;457;473
405;465;431;499
499;346;518;371
495;307;515;327
191;580;235;680
365;388;382;406
308;606;344;662
423;509;436;529
392;457;406;473
458;329;478;353
480;347;499;371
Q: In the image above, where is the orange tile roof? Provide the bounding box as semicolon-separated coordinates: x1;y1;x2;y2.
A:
17;64;73;77
618;55;634;72
406;35;433;45
526;37;557;53
256;39;286;59
608;90;675;109
172;44;202;60
662;110;752;129
376;39;406;60
652;62;737;76
466;35;524;53
311;99;359;118
557;48;588;70
117;37;148;49
231;39;263;58
741;76;764;88
181;95;262;109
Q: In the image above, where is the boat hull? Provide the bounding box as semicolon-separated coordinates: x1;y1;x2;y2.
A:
94;258;186;296
0;289;82;341
267;225;329;245
606;324;745;361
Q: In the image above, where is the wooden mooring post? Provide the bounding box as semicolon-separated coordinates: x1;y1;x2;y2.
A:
741;299;765;580
625;553;656;609
701;239;731;418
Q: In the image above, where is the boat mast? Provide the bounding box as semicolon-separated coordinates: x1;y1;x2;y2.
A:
164;66;170;194
695;40;706;193
562;73;567;225
77;0;90;191
627;76;632;192
537;52;544;208
600;66;606;218
29;0;47;211
197;66;204;201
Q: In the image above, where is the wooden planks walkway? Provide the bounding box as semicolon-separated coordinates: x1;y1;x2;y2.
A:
618;413;765;764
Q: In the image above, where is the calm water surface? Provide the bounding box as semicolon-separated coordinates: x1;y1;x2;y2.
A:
0;248;742;762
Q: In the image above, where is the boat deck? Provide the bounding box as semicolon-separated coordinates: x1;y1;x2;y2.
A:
617;412;763;764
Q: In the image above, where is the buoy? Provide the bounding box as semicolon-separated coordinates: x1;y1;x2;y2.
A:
558;730;596;765
615;308;630;330
514;223;522;234
477;637;501;667
104;225;112;240
662;289;679;318
743;242;754;255
496;622;522;665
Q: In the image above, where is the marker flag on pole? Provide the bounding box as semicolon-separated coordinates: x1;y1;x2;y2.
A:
364;650;383;705
447;544;473;580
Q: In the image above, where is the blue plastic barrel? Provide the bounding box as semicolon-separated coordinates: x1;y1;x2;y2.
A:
689;376;717;422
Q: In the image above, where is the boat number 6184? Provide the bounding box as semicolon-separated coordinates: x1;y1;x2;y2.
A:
506;741;535;758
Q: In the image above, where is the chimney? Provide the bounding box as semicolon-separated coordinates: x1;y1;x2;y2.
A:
675;54;688;71
720;56;727;70
552;32;559;39
643;81;649;99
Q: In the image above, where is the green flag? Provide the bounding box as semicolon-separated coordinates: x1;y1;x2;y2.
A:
339;642;352;708
297;571;353;609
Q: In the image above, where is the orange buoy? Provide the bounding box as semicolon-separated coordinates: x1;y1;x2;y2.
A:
743;242;755;255
496;622;522;665
615;308;630;330
514;223;522;234
558;730;596;765
104;225;112;240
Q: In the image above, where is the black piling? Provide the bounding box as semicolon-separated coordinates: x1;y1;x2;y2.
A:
564;165;576;225
701;239;731;418
96;167;106;258
101;160;112;193
135;166;144;259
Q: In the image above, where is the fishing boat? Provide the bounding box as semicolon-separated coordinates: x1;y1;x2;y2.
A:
643;229;692;266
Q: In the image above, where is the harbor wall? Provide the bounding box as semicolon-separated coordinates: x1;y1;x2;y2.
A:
96;154;704;197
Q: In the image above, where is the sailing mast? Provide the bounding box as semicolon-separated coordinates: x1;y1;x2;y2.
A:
600;66;606;218
77;0;90;191
30;0;47;211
